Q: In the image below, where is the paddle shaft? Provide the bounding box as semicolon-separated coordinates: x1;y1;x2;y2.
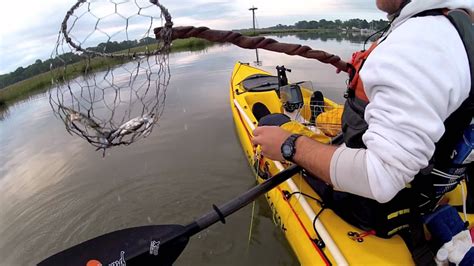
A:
162;164;301;243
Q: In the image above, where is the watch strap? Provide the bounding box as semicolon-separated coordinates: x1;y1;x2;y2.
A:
282;134;302;162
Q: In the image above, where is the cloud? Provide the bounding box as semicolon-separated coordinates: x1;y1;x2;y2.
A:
172;2;238;19
0;0;70;73
1;34;59;71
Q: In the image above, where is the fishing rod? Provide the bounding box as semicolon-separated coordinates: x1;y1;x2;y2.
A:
38;165;301;266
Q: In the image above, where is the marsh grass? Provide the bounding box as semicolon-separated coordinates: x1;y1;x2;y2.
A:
0;38;213;107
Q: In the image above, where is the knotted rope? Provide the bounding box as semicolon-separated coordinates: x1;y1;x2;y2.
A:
154;26;349;72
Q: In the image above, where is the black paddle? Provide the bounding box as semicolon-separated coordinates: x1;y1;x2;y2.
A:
38;164;301;266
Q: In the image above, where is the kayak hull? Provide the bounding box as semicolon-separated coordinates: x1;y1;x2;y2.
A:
230;61;415;265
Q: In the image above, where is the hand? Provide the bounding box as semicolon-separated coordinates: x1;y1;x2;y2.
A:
252;126;292;161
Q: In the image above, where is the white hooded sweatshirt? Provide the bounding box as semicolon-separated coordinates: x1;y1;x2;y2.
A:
330;0;473;203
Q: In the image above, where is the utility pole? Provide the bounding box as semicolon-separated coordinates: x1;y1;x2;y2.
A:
249;6;258;35
249;6;261;65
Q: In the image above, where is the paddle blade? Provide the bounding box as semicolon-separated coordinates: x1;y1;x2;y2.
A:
38;225;188;266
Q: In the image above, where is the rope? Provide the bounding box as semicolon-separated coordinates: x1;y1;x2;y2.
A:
247;200;256;250
154;26;350;72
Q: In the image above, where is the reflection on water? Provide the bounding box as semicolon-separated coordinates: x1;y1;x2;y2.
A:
0;34;362;265
271;30;378;44
0;106;9;121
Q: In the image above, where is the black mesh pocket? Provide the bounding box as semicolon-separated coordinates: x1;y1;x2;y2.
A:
341;98;368;149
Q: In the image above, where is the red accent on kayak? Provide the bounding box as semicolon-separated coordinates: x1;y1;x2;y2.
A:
278;187;331;266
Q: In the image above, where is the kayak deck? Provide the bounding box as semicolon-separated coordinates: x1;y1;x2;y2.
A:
230;61;474;265
230;62;416;265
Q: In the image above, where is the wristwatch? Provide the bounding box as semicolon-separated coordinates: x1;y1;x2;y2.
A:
281;134;302;162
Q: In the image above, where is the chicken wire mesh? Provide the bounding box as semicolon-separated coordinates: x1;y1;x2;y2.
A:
308;103;343;137
304;89;343;137
50;0;173;155
280;82;342;138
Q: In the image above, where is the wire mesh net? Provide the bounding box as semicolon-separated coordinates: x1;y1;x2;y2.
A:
50;0;173;155
288;101;343;138
307;102;343;137
280;82;343;138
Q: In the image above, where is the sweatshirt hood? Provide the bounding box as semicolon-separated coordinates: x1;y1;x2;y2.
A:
388;0;473;31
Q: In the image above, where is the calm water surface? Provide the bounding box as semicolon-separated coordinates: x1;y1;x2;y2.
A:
0;34;363;265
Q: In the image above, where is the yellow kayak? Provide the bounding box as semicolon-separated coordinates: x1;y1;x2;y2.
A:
229;61;472;265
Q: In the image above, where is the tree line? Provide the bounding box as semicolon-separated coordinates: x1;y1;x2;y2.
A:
269;18;389;30
0;37;157;89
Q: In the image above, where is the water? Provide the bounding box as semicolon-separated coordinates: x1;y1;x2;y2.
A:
0;33;363;265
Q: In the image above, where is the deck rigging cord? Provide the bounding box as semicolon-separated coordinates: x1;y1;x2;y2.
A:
283;188;331;264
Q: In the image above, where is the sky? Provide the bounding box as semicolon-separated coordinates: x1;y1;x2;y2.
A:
0;0;385;75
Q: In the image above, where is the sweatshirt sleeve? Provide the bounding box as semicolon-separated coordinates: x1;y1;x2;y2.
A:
335;16;470;203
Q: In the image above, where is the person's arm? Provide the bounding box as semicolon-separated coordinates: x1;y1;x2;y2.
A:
292;136;336;183
360;16;469;200
251;126;336;184
252;126;376;199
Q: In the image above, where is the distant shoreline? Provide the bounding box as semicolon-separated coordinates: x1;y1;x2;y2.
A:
0;25;382;109
0;38;213;108
241;28;338;35
240;27;378;37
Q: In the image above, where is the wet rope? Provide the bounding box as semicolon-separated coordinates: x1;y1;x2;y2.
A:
247;149;261;251
247;200;256;250
154;26;350;72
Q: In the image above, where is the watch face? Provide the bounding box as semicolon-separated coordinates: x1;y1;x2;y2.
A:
282;144;293;157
